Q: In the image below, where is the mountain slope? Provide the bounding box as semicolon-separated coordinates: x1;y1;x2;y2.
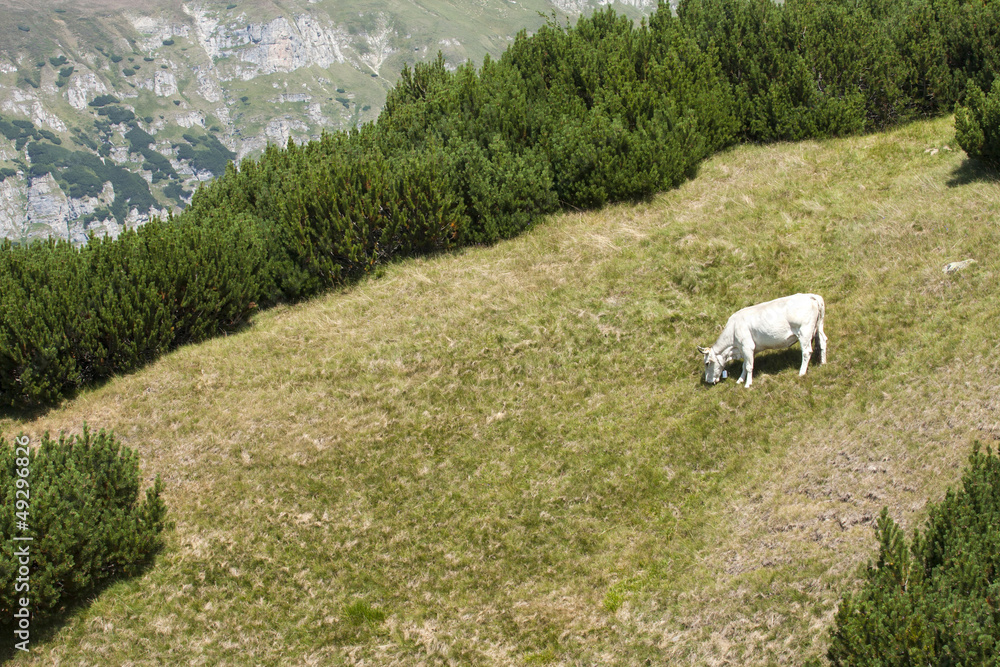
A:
2;115;999;665
0;0;658;243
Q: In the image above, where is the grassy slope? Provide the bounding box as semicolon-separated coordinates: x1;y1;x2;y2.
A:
3;115;1000;665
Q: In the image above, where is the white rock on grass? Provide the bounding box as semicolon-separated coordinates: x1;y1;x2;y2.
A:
943;259;977;274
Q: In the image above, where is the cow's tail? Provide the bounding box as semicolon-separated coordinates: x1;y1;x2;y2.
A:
813;294;827;357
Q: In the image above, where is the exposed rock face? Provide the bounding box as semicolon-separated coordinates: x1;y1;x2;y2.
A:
265;118;309;145
292;15;353;69
135;70;179;97
614;0;661;8
176;111;206;128
307;102;324;124
552;0;659;12
195;70;223;102
237;16;349;73
0;177;27;240
358;13;394;76
25;174;71;240
183;6;351;74
129;13;192;50
68;73;110;111
184;3;225;58
22;175;126;244
2;90;68;132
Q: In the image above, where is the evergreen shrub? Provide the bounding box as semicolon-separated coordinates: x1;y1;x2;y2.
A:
0;426;167;621
827;445;1000;666
88;95;119;107
0;212;263;406
956;78;1000;167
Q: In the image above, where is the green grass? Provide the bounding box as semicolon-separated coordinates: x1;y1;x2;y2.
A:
3;116;1000;664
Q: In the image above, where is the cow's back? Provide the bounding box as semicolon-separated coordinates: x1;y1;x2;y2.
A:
733;294;822;351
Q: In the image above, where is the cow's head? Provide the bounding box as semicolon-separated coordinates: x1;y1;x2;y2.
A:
698;346;725;385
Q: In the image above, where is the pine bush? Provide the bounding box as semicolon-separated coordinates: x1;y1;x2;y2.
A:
0;240;88;405
0;426;167;621
827;446;1000;666
0;211;263;406
956;78;1000;167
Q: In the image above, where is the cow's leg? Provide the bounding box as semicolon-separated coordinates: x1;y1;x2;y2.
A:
795;321;817;376
742;358;755;388
799;338;813;376
739;342;756;388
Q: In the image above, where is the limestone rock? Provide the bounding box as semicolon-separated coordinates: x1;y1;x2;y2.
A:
943;259;977;274
26;173;70;240
0;176;27;240
67;72;110;111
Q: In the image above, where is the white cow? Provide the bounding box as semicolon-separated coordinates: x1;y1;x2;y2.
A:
698;293;827;388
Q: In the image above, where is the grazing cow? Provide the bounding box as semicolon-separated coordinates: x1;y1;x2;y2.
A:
698;293;827;388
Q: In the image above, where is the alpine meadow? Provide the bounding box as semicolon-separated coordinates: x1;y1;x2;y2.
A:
3;0;1000;664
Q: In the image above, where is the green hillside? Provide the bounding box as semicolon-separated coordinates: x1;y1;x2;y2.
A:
2;114;998;664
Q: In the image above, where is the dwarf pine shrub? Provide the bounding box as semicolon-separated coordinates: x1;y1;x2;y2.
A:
956;79;1000;167
0;426;167;621
827;445;1000;666
0;211;263;406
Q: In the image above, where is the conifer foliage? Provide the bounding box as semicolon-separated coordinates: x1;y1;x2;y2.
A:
827;446;1000;666
677;0;1000;141
1;0;999;406
0;212;265;405
0;427;167;621
956;78;1000;167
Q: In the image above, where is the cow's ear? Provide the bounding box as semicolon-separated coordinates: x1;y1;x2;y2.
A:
697;346;709;355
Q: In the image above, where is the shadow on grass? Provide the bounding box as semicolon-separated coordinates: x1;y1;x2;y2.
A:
703;346;824;388
0;317;260;423
0;547;163;662
0;401;53;423
752;347;820;379
0;371;132;423
947;158;1000;187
